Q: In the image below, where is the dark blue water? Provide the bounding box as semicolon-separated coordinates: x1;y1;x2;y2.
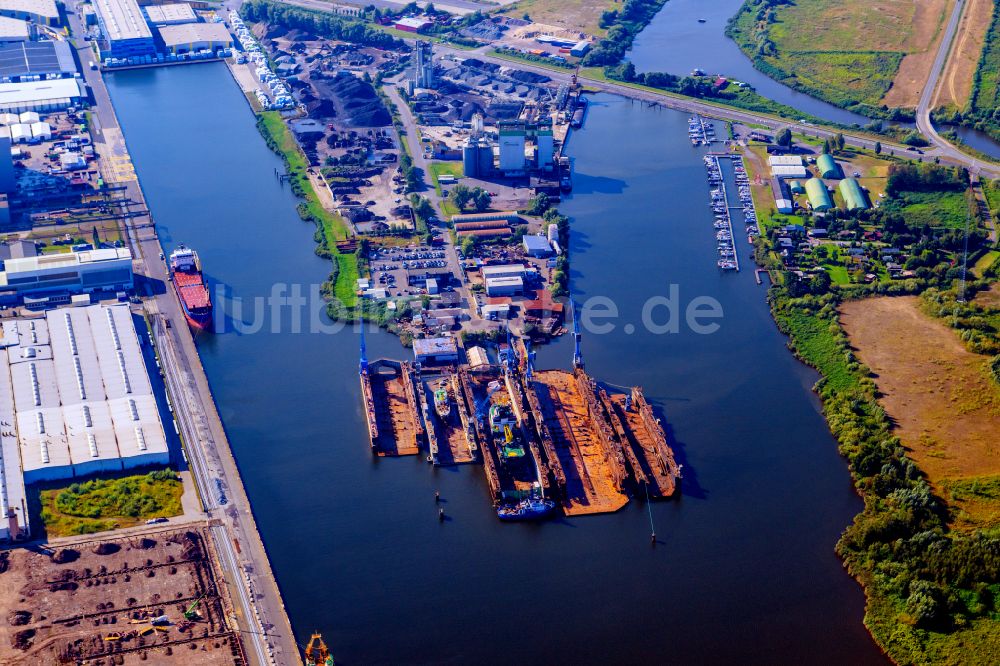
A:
106;64;883;664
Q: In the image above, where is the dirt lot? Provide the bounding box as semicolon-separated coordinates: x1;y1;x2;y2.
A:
881;0;953;107
841;296;1000;523
975;283;1000;309
499;0;614;37
933;0;995;108
0;527;242;665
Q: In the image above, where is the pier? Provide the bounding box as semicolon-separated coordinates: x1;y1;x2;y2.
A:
705;155;739;271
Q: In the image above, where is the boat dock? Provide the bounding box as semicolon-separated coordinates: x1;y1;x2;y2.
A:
688;115;716;146
423;373;478;465
528;369;630;516
360;359;424;456
705;155;739;271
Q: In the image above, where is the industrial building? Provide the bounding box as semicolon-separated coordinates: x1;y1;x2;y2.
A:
767;155;803;167
0;304;171;538
485;276;523;297
94;0;156;59
481;264;527;281
805;177;834;211
570;40;590;57
0;77;86;112
838;177;869;211
0;247;133;303
498;121;526;173
0;40;77;81
412;336;459;364
143;2;196;25
771;177;793;214
816;153;842;179
789;179;805;194
158;22;232;54
771;164;807;179
0;0;59;26
0;15;29;41
394;17;431;32
522;234;552;257
413;40;433;88
452;211;520;225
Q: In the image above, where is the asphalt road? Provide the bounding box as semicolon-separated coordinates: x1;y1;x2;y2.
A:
65;3;300;664
915;0;999;176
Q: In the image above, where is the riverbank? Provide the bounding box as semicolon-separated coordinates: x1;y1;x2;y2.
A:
255;111;360;315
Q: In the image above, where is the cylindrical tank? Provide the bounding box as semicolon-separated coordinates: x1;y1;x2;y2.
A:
463;140;479;178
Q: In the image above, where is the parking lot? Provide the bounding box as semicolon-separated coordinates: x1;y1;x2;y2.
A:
368;244;458;297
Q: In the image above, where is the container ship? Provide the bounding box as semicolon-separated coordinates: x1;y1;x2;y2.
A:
169;245;213;330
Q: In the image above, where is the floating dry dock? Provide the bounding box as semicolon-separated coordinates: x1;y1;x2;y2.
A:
360;358;424;456
357;325;678;519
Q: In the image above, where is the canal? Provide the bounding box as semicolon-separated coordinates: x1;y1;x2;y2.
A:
106;64;884;664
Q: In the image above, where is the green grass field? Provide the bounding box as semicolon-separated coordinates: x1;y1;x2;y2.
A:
37;470;184;537
257;112;358;308
883;190;970;230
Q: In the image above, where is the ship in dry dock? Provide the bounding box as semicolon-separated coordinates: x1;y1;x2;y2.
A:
356;312;678;520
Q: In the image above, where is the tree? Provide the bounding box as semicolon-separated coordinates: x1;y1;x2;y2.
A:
525;193;550;216
449;184;472;211
776;128;792;148
471;188;492;212
459;235;476;256
835;133;845;151
809;270;832;294
874;141;882;155
821;139;831;154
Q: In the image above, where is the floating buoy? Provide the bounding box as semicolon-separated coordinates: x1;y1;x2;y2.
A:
438;508;445;522
434;491;440;503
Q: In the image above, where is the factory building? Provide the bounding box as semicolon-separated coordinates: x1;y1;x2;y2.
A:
485;276;523;297
481;264;527;281
412;336;459;365
838;177;869;211
0;77;86;112
816;153;842;179
0;247;133;303
143;2;196;25
157;22;233;54
394;17;431;33
93;0;156;59
535;122;554;170
805;177;834;211
0;40;77;81
522;234;552;257
0;16;29;41
0;305;170;492
570;40;590;57
498;121;526;173
0;0;59;26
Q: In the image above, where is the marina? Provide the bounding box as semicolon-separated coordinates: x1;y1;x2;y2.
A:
705;154;739;271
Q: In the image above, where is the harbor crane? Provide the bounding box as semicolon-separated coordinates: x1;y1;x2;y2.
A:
359;324;368;375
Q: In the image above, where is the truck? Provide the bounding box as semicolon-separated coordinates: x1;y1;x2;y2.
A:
89;60;97;70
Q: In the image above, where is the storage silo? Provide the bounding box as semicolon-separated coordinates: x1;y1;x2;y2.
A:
463;137;480;178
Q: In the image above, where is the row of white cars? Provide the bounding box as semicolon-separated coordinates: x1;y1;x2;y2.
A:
229;12;294;110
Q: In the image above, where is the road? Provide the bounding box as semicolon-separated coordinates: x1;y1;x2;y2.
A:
915;0;1000;176
65;3;300;665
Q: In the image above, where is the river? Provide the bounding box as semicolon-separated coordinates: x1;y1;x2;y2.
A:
105;63;884;664
628;0;1000;159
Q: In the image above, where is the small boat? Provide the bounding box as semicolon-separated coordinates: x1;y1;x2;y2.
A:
497;497;556;521
698;19;707;24
434;387;451;419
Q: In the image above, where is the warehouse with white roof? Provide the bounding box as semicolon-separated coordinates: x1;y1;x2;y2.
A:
0;0;59;26
144;3;196;26
93;0;155;59
157;22;233;54
0;305;170;494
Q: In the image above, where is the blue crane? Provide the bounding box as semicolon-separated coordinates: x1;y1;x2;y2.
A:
572;298;583;369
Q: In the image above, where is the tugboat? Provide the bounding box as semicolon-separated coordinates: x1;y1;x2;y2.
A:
304;632;335;666
497;496;556;521
434;386;451;419
169;245;213;330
